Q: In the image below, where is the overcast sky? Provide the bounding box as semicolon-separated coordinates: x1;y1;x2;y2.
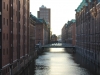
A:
30;0;82;36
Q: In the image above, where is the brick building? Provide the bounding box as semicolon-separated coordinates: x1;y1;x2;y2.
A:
30;13;36;59
51;34;57;43
61;24;67;43
66;19;76;46
37;5;51;43
35;18;49;45
75;0;100;66
0;0;30;75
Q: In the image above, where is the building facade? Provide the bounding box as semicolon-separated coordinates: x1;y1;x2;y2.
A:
37;5;51;43
37;5;51;26
0;0;30;75
76;0;100;66
30;13;36;59
66;20;76;46
61;24;67;43
35;18;49;45
51;34;57;43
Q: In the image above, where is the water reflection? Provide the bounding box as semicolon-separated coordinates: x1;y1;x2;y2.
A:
20;48;100;75
34;48;91;75
50;48;65;53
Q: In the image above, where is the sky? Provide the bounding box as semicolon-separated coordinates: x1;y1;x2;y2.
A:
30;0;82;36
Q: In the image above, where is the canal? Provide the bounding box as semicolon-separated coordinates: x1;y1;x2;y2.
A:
21;48;100;75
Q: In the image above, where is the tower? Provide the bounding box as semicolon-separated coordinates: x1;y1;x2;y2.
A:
37;5;51;43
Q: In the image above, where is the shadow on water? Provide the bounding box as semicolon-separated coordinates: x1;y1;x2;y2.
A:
20;48;100;75
72;53;100;75
65;48;100;75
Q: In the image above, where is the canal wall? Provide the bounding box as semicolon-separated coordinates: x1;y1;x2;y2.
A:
76;46;100;67
11;48;43;75
4;51;38;75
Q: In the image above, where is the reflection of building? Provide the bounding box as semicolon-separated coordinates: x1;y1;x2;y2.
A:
75;0;100;66
51;34;57;43
37;5;51;43
0;0;30;75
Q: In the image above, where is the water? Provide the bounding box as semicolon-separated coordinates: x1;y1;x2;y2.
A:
21;48;100;75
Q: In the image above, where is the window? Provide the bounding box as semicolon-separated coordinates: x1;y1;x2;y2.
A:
7;34;8;40
3;49;5;55
3;33;5;40
7;4;8;11
16;11;17;16
7;19;8;26
3;18;5;25
7;48;8;54
3;2;5;9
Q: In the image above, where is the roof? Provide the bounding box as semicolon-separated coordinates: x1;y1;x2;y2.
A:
75;0;100;12
76;0;88;12
66;19;76;27
30;12;48;25
30;13;38;22
40;5;46;8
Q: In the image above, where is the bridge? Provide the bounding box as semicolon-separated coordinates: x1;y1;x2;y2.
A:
42;43;76;49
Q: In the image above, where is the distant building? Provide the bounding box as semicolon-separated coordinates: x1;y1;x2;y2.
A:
37;5;51;43
61;24;67;43
37;5;51;26
51;34;57;43
61;19;76;46
35;18;49;45
66;19;76;46
57;35;62;42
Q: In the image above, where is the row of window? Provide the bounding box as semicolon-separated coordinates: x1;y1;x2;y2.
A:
3;2;8;11
3;18;8;26
3;33;27;40
3;33;8;40
13;22;27;30
13;9;27;19
3;46;27;54
3;19;27;30
3;0;27;11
